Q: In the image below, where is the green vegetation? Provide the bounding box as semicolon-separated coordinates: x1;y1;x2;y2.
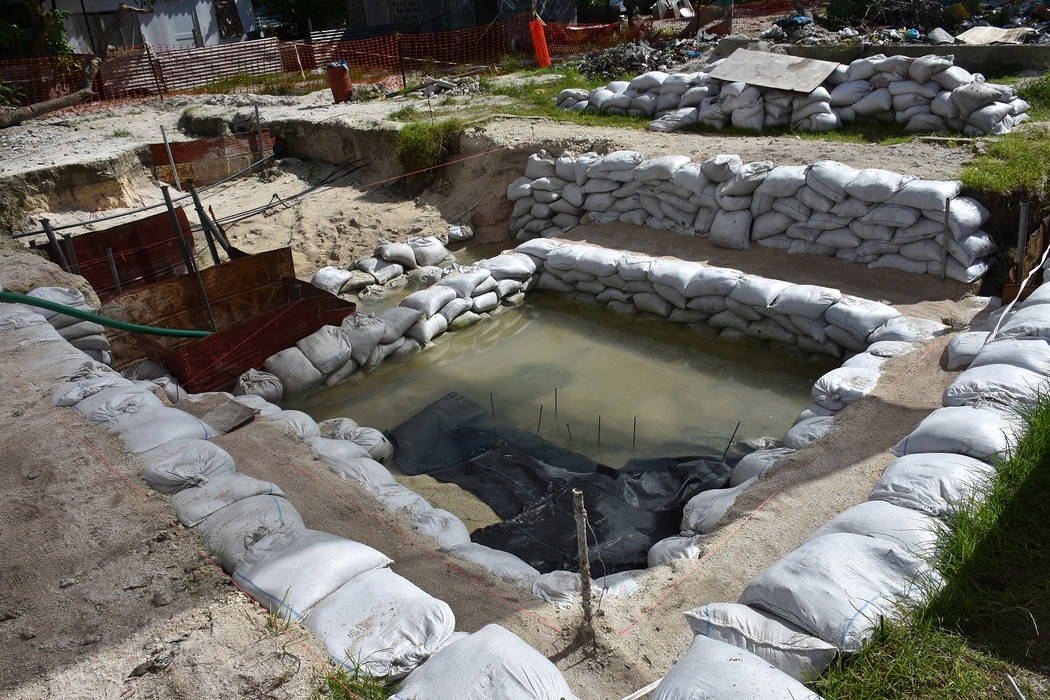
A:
312;663;393;700
112;128;131;137
197;70;328;97
394;118;463;192
388;104;421;122
962;129;1050;198
813;395;1050;698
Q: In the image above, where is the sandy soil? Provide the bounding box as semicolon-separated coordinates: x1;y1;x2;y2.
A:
0;83;1012;699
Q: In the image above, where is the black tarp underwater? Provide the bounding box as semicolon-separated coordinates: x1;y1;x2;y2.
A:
389;393;735;573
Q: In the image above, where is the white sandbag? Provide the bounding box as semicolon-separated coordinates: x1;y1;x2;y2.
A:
994;304;1050;340
446;542;539;588
700;154;742;183
646;258;703;295
140;438;236;494
784;415;835;449
830;80;871;106
376;242;418;268
943;363;1046;407
394;624;577;700
971;337;1050;374
756;165;807;198
233;368;283;402
407;502;470;549
305;567;455;678
171;473;286;527
257;409;319;439
709;209;752;249
370;482;430;513
806;161;858;203
941;196;989;239
531;570;584;607
317;416;358;437
477;253;537;280
841;352;888;371
341;313;387;365
947;231;996;267
402;286;457;317
752;211;793;239
377;307;424;344
852;87;893;116
681;478;756;534
826;296;900;340
683;603;839;681
74;384;162;423
890;406;1020;462
235;528;392;620
635;155;691;182
306;436;396;488
769;285;840;319
730;447;794;486
337;426;393;462
294;326;351;376
51;374;130;407
440;269;492;298
811;367;879;410
407;313;449;344
740;532;940;651
111;405;217;453
846;169;914;202
868;452;996;518
264;346;324;396
729;276;792;310
868;316;947;343
647;535;702;567
946;331;989;370
652;635;821;700
809;500;939;556
230;393;282;416
197;493;304;573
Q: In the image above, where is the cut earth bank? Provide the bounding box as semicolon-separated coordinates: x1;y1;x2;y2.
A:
0;95;1005;698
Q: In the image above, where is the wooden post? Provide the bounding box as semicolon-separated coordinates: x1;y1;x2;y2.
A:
572;488;594;639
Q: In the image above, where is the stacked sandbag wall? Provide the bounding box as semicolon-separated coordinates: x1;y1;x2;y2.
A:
509;150;994;283
26;286;114;364
648;280;1050;698
557;53;1029;136
24;311;580;696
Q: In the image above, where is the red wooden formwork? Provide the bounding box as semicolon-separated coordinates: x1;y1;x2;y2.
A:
36;207;195;304
148;131;275;187
108;248;355;392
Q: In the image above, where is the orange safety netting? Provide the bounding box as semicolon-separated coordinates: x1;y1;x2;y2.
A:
0;3;827;110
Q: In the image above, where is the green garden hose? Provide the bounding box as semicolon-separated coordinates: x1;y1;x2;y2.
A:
0;291;213;338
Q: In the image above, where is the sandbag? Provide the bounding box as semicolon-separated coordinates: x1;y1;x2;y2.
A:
376;242;418;268
172;473;287;527
197;493;305;573
446;542;540;589
784;415;835;449
945;331;989;370
812;367;880;410
407;313;449;344
994;304;1050;340
730;447;794;486
868;452;995;517
809;500;939;557
341;313;387;365
681;478;756;534
378;306;424;343
305;567;455;678
890;406;1019;462
233;368;283;402
769;285;840;319
317;416;358;438
394;624;578;700
825;296;900;340
407;237;451;268
257;409;319;439
683;603;839;681
235;528;392;620
339;426;394;462
402;286;457;317
652;635;821;700
709;209;752;249
846;169;914;202
51;374;130;407
110;406;217;453
647;534;702;567
971;337;1050;375
740;532;940;651
942;364;1046;407
477;253;537;280
140;438;236;494
74;384;162;423
264;347;324;396
230;393;282;416
307;436;396;488
295;326;352;376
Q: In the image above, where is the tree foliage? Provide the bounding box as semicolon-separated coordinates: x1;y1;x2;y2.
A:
0;1;73;59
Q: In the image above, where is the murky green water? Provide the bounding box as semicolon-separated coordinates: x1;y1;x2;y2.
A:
288;293;834;469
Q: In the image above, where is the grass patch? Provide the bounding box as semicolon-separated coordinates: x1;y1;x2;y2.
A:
388;104;420;121
813;395;1050;698
111;128;131;137
961;129;1050;198
313;664;393;700
196;70;328;97
394;117;463;192
1019;72;1050;123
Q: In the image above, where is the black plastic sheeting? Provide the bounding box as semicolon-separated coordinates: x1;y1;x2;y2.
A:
389;393;736;573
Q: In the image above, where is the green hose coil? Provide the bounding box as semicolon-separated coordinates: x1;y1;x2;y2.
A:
0;291;213;338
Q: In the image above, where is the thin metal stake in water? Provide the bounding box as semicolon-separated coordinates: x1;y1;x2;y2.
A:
632;416;637;451
536;404;543;434
554;386;559;433
160;125;181;190
596;414;601;450
490;392;496;423
720;421;741;465
566;423;573;445
106;248;122;294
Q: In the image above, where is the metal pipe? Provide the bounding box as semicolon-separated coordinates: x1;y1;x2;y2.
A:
0;291;211;337
162;186;217;332
254;104;265;160
1017;202;1030;283
160;125;181;191
63;233;80;275
632;416;637;450
596;414;601;449
106;248;122;295
536;403;543;434
188;181;223;264
41;219;70;272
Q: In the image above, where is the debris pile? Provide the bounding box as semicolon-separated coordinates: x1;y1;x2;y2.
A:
577;41;697;81
407;76;482;99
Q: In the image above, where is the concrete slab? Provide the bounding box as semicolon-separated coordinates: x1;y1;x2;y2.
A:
708;48;839;93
